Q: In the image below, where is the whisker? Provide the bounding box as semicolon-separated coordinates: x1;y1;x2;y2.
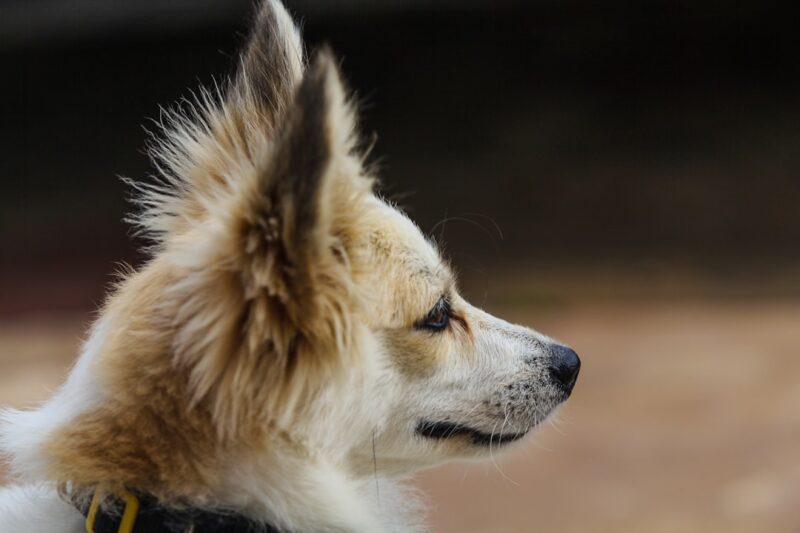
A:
372;431;380;507
489;413;519;486
461;212;505;241
547;413;567;436
429;216;497;243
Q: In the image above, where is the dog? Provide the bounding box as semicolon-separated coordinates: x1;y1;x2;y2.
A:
0;1;580;531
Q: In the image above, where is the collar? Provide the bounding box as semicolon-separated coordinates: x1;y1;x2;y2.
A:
79;490;281;533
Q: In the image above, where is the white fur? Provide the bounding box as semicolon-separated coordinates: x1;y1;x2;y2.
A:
0;317;108;482
0;484;83;533
0;320;108;533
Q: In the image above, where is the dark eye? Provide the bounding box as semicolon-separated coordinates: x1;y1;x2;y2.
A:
416;296;451;332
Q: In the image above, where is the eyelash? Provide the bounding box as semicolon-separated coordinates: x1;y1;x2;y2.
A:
416;296;451;332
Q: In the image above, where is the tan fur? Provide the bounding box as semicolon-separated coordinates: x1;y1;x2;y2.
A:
44;262;223;502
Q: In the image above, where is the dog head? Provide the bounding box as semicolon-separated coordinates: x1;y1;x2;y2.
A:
127;0;580;474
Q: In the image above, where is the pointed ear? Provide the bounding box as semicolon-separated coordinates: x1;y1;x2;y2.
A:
240;48;372;337
269;49;357;262
192;51;371;431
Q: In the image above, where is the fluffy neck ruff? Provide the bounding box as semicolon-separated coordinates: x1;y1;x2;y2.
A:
0;306;423;533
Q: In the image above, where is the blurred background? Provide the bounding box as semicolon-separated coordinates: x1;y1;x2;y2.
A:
1;1;799;531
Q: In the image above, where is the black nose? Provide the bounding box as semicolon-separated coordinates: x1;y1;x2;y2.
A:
549;345;581;392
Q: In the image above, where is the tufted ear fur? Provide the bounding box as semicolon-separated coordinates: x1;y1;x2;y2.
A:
234;48;372;346
128;1;373;435
132;0;306;242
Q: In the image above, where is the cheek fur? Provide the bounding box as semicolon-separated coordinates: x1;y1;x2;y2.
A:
381;329;452;378
380;317;477;381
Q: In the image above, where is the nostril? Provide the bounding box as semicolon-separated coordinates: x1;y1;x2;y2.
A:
549;345;581;392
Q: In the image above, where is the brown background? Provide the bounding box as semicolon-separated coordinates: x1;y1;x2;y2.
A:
2;1;799;531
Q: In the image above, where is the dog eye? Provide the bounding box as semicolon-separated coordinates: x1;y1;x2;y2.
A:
416;297;451;332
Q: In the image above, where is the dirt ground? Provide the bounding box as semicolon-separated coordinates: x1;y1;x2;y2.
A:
1;296;798;532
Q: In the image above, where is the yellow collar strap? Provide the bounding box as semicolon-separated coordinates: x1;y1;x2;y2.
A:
85;490;140;533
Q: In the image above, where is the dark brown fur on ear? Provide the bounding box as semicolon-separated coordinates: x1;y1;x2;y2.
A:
239;49;370;340
266;49;337;271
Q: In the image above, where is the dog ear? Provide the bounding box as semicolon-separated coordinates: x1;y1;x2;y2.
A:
165;49;372;435
239;48;370;335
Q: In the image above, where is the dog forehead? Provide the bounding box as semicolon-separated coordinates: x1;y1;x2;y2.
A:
355;199;450;323
365;199;442;272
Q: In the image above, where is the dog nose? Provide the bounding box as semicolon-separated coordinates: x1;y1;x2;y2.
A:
549;345;581;392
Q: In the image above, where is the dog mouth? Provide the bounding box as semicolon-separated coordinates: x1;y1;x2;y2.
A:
416;420;528;446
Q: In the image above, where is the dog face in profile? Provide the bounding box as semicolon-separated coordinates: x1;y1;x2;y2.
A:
0;1;579;530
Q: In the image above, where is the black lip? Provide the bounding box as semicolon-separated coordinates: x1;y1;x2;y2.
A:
416;420;528;446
